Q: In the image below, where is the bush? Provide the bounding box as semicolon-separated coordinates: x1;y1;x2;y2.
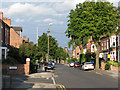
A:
71;58;78;62
107;61;119;67
85;52;91;62
105;64;110;70
67;59;71;63
2;56;19;64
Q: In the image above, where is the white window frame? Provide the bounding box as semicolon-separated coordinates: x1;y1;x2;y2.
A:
110;36;116;47
110;51;116;60
107;39;109;49
101;43;103;50
118;50;120;62
118;34;120;46
91;44;97;52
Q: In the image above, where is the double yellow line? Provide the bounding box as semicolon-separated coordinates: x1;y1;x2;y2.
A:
56;84;66;90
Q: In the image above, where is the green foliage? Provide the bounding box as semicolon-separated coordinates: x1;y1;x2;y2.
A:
3;46;25;64
67;59;71;63
107;61;119;67
19;43;42;64
38;33;58;59
71;58;78;62
65;1;119;70
85;52;91;62
105;64;110;70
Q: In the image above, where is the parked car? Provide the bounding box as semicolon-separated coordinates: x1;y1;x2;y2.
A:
69;62;75;67
81;62;94;70
74;61;80;68
47;62;54;70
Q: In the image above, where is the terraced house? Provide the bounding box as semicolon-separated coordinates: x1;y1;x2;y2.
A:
0;12;10;59
0;12;24;59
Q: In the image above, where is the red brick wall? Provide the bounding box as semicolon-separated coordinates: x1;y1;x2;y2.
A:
10;28;23;48
2;61;30;74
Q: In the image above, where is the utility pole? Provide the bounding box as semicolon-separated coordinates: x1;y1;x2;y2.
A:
36;26;38;46
47;29;50;62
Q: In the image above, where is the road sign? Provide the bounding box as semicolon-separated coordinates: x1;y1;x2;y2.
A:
108;54;110;58
110;55;115;60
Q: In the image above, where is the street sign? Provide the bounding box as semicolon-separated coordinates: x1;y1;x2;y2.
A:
110;55;115;60
108;54;110;58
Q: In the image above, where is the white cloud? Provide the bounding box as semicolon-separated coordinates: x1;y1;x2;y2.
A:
14;18;24;22
43;18;54;22
2;3;56;17
43;18;64;24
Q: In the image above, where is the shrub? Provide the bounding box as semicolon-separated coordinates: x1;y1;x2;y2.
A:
105;64;110;70
71;58;78;62
107;61;119;67
2;56;19;64
85;52;91;62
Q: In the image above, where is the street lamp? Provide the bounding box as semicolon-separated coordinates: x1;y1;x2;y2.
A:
47;23;52;62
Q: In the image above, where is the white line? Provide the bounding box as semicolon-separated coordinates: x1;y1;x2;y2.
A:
51;75;56;85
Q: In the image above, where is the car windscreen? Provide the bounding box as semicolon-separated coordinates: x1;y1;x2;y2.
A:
74;62;79;64
85;62;93;64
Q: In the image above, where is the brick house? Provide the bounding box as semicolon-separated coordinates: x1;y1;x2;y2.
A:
73;33;119;62
0;12;24;48
72;45;80;60
10;26;23;48
0;12;10;59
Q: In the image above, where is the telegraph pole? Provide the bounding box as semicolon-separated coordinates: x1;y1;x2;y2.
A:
36;26;38;46
47;29;50;62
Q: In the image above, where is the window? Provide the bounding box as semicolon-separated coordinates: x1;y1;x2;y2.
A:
110;51;116;60
107;40;109;49
110;36;116;47
91;44;97;52
118;34;120;46
103;41;106;50
118;51;120;62
101;43;103;50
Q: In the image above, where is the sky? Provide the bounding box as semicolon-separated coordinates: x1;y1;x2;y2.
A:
0;0;119;49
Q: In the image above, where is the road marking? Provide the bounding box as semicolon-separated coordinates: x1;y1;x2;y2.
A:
24;81;53;85
52;74;56;85
56;84;66;90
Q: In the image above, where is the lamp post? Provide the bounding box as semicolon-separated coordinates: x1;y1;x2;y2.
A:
47;23;52;62
47;29;50;62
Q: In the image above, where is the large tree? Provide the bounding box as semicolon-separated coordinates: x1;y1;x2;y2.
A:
38;33;58;59
65;1;119;70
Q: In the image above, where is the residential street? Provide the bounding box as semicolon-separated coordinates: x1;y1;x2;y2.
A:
54;64;118;88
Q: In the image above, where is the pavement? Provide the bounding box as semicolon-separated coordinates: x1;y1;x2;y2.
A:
2;65;56;89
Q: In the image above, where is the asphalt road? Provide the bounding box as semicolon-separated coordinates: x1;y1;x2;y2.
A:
54;64;118;88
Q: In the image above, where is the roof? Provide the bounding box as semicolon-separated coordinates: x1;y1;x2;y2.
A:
12;26;22;32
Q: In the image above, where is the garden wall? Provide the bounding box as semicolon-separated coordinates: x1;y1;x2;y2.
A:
2;58;30;74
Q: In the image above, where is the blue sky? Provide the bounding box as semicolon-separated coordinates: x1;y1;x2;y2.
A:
0;0;119;49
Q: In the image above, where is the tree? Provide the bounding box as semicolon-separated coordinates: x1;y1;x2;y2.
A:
65;1;119;70
38;33;58;60
55;47;67;61
19;43;42;64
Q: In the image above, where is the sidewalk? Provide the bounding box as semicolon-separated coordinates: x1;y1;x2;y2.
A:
2;66;56;89
92;69;119;79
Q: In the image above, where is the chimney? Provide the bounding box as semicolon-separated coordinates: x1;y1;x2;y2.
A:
0;12;3;20
3;18;11;26
23;36;27;41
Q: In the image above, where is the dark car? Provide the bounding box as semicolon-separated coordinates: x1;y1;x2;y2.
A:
74;61;80;68
47;62;54;70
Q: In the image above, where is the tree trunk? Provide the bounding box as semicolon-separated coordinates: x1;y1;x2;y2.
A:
95;44;100;71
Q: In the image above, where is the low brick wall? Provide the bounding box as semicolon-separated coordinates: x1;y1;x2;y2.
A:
2;60;30;74
110;66;120;71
